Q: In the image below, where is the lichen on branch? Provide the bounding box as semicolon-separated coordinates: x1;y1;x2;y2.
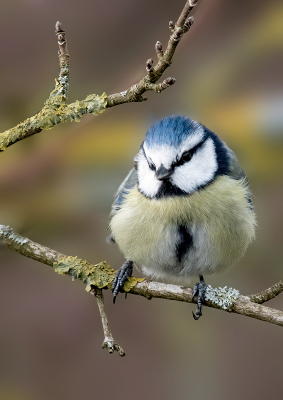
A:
1;224;283;328
205;285;240;310
53;255;144;292
0;90;107;151
53;256;117;292
0;20;107;152
0;1;200;151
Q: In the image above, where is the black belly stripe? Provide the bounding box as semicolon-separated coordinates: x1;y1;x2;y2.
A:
175;225;193;263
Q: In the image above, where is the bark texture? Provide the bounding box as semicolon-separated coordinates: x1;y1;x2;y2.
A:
250;281;283;304
0;0;200;151
1;225;282;329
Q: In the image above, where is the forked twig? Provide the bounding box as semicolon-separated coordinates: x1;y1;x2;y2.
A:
0;0;200;151
90;287;125;357
1;225;283;331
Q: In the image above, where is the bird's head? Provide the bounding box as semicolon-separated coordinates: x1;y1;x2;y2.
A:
135;115;229;199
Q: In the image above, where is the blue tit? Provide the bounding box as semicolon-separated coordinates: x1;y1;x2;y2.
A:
108;115;256;319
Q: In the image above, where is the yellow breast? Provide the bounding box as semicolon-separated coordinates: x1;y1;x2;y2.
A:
110;175;256;275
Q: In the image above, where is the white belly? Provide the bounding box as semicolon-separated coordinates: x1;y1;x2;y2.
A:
110;176;256;285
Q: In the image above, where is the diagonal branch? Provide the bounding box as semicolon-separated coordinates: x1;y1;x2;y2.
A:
0;0;200;151
106;3;196;107
1;224;283;331
176;0;198;27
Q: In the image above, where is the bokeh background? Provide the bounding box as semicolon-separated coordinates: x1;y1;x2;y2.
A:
0;0;283;399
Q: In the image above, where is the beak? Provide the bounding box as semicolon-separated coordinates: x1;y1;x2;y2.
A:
155;164;173;181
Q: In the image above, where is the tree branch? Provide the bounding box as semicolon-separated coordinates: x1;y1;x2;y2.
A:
55;21;70;100
106;5;196;107
90;287;125;357
1;224;283;335
0;0;199;151
249;281;283;304
176;0;197;27
0;20;106;152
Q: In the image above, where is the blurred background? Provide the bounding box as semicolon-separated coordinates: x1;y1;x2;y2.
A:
0;0;283;399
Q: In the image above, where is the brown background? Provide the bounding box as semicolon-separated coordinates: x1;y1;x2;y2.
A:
1;0;283;399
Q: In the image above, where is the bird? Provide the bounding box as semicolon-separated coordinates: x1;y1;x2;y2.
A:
107;115;256;319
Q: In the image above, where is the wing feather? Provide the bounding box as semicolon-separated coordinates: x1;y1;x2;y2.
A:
112;168;137;211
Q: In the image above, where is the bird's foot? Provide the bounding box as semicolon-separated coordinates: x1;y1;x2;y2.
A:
112;260;133;303
192;275;207;320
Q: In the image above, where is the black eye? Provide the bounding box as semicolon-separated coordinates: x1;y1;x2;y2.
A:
173;139;205;168
180;151;193;163
174;150;193;167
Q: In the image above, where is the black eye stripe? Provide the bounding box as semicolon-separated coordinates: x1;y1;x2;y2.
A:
141;146;156;171
174;139;206;167
148;159;156;171
140;139;206;171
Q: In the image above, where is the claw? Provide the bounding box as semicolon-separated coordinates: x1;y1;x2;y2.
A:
192;306;203;320
112;260;133;302
192;275;207;321
192;311;201;320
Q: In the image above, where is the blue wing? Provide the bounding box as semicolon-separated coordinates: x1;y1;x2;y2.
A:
112;168;138;212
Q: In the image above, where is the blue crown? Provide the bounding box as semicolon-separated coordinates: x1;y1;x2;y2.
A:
144;116;201;148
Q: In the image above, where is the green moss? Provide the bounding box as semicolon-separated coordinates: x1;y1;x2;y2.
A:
53;256;144;292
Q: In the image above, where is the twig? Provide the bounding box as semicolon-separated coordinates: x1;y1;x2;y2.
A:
249;281;283;304
0;22;72;152
106;3;196;107
0;225;64;265
55;21;70;100
176;0;197;27
131;281;283;327
90;287;125;357
55;21;69;56
0;0;199;151
0;20;105;152
0;224;125;354
1;224;283;329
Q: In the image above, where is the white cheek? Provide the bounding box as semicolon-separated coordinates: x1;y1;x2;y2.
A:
172;138;218;193
137;156;161;197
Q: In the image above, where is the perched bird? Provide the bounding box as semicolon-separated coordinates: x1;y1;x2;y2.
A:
108;116;256;319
